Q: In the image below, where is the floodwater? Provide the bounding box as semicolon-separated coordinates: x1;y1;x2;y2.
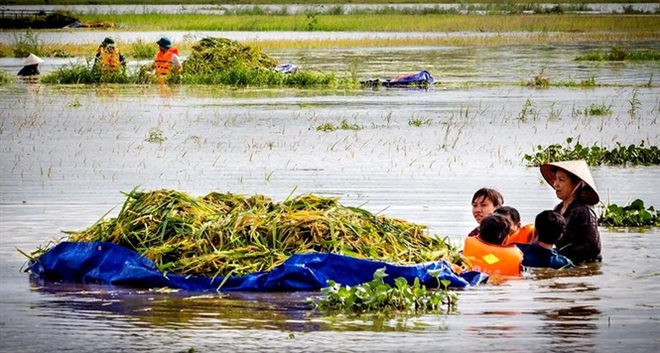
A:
1;40;659;352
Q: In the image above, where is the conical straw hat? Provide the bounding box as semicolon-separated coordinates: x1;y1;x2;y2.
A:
23;54;45;66
540;160;600;205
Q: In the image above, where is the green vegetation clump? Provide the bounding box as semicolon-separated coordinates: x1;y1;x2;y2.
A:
0;71;12;84
524;137;660;166
308;267;457;317
183;37;279;74
316;120;363;131
599;199;659;227
41;61;139;84
575;46;660;61
30;189;461;278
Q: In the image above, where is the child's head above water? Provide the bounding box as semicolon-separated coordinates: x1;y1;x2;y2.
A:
534;210;567;245
494;206;521;232
479;213;511;245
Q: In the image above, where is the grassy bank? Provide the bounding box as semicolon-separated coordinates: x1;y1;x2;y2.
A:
74;13;660;32
2;0;654;5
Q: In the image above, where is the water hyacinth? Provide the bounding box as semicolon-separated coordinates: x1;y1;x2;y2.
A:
55;189;462;278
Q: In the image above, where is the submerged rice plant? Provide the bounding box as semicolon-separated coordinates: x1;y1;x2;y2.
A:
575;46;660;61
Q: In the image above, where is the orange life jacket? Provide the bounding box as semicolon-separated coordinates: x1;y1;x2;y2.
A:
504;223;535;246
463;236;523;276
155;49;175;75
99;49;121;72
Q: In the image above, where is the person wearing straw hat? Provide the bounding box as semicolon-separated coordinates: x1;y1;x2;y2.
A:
540;160;602;264
153;36;182;77
93;37;126;73
17;53;44;77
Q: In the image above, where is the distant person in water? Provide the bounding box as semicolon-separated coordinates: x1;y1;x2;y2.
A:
154;36;182;76
467;187;504;237
17;54;44;77
93;37;126;73
518;210;575;269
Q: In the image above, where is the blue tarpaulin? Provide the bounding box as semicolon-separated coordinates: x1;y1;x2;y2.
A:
361;70;435;87
28;242;487;291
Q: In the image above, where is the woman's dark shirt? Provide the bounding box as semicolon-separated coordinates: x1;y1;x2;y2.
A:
554;201;602;264
18;64;40;76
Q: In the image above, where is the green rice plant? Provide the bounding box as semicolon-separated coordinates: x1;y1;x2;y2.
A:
527;70;550;88
628;88;642;116
12;30;46;58
524;137;660;166
584;103;612;116
41;61;133;84
408;117;432;127
517;99;537;122
599;199;659;227
339;119;362;130
575;47;660;61
145;127;166;143
129;38;157;59
0;71;12;84
316;123;337;132
308;267;457;318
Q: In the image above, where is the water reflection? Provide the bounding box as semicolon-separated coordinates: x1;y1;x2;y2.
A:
529;265;602;353
29;276;450;333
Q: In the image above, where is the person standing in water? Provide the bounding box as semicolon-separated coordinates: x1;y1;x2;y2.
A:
540;160;602;264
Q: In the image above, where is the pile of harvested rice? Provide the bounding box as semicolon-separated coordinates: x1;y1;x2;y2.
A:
183;37;279;74
62;189;461;278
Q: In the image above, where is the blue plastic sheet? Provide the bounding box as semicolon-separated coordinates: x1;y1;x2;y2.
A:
28;242;487;291
361;70;435;87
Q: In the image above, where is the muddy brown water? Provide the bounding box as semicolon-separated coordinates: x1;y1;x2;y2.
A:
0;41;659;352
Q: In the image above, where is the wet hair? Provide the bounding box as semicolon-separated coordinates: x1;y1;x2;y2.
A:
479;213;510;245
493;206;521;224
471;187;504;207
534;210;566;245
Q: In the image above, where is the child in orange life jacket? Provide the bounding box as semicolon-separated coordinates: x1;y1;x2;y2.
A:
467;187;504;238
516;210;575;269
93;37;126;72
154;36;182;76
463;213;523;276
494;206;536;246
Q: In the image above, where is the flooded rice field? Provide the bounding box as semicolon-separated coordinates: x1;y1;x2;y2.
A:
1;41;659;352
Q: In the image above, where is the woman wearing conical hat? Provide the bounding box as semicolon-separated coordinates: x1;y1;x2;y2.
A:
17;53;44;77
540;160;602;264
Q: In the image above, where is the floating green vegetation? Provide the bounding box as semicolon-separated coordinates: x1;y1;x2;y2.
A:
316;120;363;131
145;127;166;143
308;267;457;318
575;46;660;61
599;199;659;227
524;137;660;166
31;189;461;278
